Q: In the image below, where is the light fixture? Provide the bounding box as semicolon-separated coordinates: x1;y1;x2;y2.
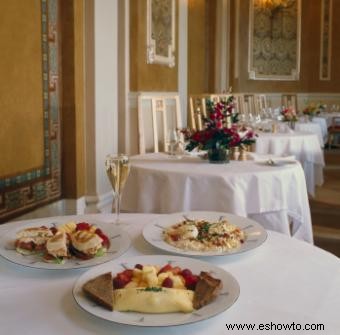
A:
256;0;294;12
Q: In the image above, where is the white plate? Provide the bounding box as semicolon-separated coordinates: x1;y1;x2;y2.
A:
73;255;240;327
0;220;131;270
143;211;267;256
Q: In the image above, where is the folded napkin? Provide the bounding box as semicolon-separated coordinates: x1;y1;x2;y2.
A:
185;149;207;157
247;153;296;164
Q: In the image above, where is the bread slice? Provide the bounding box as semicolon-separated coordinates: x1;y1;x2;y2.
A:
82;272;114;310
193;271;223;309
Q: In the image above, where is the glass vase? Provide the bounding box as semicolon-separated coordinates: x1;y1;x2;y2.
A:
207;148;230;164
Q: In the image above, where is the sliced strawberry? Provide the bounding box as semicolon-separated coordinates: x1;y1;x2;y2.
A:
184;274;199;290
95;228;110;248
171;266;182;275
162;277;173;288
113;277;126;289
158;264;172;274
76;222;91;231
181;268;193;279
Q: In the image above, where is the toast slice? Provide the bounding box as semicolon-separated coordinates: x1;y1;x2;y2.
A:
82;272;114;310
193;271;223;309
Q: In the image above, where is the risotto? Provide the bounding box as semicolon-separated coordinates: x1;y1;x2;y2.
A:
163;218;245;252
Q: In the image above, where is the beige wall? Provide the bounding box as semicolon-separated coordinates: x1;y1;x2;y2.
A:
230;0;340;93
187;0;216;95
129;0;178;92
0;0;44;176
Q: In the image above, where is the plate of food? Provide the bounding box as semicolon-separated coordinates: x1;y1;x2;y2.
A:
0;219;131;269
143;211;267;256
73;254;240;327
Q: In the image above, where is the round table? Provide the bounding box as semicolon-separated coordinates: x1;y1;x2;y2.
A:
121;153;312;243
255;132;325;197
0;213;339;335
295;121;325;147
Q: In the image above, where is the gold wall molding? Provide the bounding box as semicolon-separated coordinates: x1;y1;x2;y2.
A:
320;0;333;81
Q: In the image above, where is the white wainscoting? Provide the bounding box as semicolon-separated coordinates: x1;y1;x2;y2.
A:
265;93;340;112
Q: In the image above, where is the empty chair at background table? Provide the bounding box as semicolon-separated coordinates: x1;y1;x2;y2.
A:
137;94;182;154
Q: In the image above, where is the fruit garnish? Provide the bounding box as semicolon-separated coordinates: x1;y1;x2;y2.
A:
76;222;91;231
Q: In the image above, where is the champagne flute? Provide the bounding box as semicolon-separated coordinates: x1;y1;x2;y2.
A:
105;154;131;224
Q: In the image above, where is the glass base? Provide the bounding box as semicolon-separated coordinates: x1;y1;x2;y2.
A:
208;148;230;164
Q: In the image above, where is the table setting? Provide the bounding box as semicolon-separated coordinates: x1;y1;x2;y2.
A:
0;212;339;335
121;152;313;243
1;96;336;334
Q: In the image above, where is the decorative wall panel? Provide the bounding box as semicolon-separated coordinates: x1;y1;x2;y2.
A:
320;0;332;80
248;0;301;80
0;0;61;222
146;0;175;67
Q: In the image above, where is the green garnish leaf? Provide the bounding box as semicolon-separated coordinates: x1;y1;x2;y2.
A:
95;247;106;257
140;287;163;292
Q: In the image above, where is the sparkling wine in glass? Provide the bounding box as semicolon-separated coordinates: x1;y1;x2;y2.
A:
105;154;130;224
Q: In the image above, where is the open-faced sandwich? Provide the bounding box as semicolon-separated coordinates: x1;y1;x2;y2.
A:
44;232;70;264
15;226;54;255
14;221;111;264
82;263;222;313
68;222;111;260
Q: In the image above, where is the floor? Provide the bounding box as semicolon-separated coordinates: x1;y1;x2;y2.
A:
311;150;340;257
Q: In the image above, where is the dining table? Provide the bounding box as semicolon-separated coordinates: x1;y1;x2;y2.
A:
0;213;339;335
254;132;325;197
121;153;313;243
294;121;326;147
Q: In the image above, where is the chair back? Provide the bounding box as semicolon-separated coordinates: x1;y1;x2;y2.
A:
137;94;182;154
188;94;233;130
254;94;268;115
281;94;298;111
236;94;256;120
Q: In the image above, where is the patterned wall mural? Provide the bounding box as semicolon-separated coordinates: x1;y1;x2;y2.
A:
0;0;61;222
248;0;301;80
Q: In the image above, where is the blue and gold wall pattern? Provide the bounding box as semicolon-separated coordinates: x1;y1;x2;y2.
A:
0;0;61;222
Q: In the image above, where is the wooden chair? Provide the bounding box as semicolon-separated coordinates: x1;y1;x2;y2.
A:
281;94;298;111
254;94;268;115
137;94;182;154
236;94;256;120
327;116;340;149
188;94;233;130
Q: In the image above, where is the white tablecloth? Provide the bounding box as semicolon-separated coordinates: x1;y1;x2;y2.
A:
295;121;325;147
311;117;328;143
255;132;325;196
122;153;313;243
319;112;340;127
0;214;339;335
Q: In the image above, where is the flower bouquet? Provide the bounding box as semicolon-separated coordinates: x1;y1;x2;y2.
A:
281;107;298;129
303;102;326;120
281;107;298;122
185;97;256;163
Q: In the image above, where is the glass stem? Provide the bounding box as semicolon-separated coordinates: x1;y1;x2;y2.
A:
115;193;122;224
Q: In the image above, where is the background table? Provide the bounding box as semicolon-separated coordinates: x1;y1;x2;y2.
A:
255;132;325;196
0;214;339;335
295;121;325;147
311;116;328;143
122;153;312;243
